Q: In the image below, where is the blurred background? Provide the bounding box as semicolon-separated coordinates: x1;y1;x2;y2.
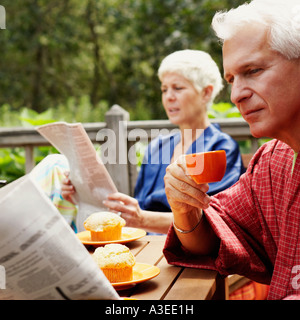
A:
0;0;247;124
0;0;251;182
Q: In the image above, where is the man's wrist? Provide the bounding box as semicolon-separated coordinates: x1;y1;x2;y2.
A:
173;210;203;234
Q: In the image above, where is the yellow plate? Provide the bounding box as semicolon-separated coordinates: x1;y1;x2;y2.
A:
112;263;160;290
76;227;146;246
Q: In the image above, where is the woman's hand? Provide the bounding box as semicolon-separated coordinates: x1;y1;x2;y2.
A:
103;192;145;228
164;155;211;216
61;172;76;204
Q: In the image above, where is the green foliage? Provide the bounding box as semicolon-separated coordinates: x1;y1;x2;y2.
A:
0;0;246;118
0;95;109;127
19;108;57;126
0;96;110;181
1;0;250;182
209;102;242;119
0;148;25;183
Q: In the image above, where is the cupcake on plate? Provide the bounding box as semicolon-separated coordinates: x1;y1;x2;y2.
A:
92;243;136;283
84;211;126;241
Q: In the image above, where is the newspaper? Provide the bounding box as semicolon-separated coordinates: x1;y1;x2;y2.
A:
37;122;118;232
0;174;120;300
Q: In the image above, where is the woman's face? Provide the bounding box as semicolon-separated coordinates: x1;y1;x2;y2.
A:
161;72;209;128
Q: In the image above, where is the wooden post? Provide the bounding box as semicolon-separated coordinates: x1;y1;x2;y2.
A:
104;105;130;194
25;145;35;173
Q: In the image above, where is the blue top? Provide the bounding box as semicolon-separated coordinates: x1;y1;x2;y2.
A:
134;123;245;212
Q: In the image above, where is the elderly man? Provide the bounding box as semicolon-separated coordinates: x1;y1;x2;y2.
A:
163;0;300;300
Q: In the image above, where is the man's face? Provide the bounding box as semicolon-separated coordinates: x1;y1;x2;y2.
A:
223;25;300;143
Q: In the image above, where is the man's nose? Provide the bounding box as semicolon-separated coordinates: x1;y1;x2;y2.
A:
230;79;252;106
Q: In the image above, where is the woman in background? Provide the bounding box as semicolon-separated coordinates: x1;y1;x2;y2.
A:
62;49;244;234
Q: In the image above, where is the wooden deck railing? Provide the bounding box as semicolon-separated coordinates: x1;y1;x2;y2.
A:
0;105;259;195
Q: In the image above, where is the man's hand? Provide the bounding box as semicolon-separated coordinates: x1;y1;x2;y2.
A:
164;155;211;216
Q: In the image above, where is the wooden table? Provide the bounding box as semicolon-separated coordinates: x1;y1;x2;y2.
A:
97;235;228;300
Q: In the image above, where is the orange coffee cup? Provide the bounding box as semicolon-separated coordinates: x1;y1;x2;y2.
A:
185;150;226;184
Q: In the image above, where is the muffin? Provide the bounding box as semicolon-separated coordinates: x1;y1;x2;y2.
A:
92;244;136;283
84;211;126;241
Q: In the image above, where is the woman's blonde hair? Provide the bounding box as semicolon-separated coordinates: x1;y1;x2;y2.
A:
158;49;223;108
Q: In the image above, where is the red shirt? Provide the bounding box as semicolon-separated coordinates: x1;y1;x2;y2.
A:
163;139;300;300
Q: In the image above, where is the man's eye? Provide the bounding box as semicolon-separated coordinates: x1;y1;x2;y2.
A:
249;68;262;75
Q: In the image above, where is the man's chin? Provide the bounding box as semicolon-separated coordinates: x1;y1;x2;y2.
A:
249;125;268;139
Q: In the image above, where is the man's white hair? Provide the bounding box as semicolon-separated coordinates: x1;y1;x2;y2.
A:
158;49;224;108
212;0;300;60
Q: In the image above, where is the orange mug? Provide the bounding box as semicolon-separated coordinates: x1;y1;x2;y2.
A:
185;150;226;184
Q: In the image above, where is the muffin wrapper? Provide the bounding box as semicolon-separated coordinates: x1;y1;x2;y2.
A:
101;266;133;283
90;226;122;241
